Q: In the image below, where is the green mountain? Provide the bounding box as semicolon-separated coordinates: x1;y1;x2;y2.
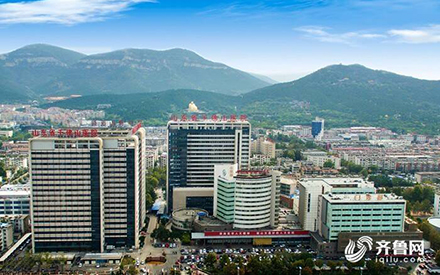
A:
46;64;440;134
243;64;440;133
0;44;269;101
0;44;86;101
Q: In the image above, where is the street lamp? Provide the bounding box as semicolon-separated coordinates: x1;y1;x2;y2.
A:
237;266;240;275
299;266;302;275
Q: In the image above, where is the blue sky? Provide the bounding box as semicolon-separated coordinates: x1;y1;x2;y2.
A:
0;0;440;81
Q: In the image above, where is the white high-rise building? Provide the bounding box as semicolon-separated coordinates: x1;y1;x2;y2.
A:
167;116;251;212
434;193;440;217
29;127;146;253
213;164;281;229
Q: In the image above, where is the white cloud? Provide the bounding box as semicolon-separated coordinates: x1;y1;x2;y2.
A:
0;0;155;25
388;25;440;43
295;26;385;45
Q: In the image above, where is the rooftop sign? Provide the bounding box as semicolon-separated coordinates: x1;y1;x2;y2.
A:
31;129;98;138
170;114;247;122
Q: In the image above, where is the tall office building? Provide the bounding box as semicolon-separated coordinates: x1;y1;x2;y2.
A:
29;127;146;252
311;117;325;140
167;116;250;212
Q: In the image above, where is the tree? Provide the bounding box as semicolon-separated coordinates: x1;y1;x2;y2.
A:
219;254;230;269
181;232;191;245
127;265;139;275
205;252;217;270
436;250;440;264
151;224;170;242
223;262;238;275
327;261;337;270
323;159;334;168
315;259;324;268
361;168;368;178
294;150;302;161
304;258;314;268
302;266;313;275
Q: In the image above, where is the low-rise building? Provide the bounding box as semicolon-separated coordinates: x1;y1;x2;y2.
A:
172;208;207;231
415;172;440;183
172;187;214;214
302;150;341;169
298;177;376;231
0;186;30;215
318;193;406;241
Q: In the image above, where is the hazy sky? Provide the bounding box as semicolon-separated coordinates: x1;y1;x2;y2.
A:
0;0;440;82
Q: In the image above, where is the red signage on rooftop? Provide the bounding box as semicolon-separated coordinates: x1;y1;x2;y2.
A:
169;114;247;122
31;129;98;138
131;122;142;134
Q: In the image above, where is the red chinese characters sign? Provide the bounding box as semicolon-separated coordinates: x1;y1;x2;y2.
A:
131;122;142;134
31;129;98;138
169;114;247;122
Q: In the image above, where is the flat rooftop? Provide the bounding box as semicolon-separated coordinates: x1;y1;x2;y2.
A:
300;177;374;188
0;190;30;197
172;208;208;220
322;193;405;203
195;216;227;226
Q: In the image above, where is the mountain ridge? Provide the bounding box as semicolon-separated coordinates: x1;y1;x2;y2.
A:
46;63;440;134
0;44;270;100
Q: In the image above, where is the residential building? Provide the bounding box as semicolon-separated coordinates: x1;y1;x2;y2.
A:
251;137;276;158
0;130;13;138
159;152;167;168
0;186;30;215
0;215;30;235
29;127;146;253
318;193;406;241
302;150;341;169
298;177;375;231
145;146;159;169
0;223;13;251
250;154;272;165
213;165;281;229
415;172;440;183
167;117;250;212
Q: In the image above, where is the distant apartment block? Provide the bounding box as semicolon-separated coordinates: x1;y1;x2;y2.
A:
302;150;341;169
251;137;276;158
